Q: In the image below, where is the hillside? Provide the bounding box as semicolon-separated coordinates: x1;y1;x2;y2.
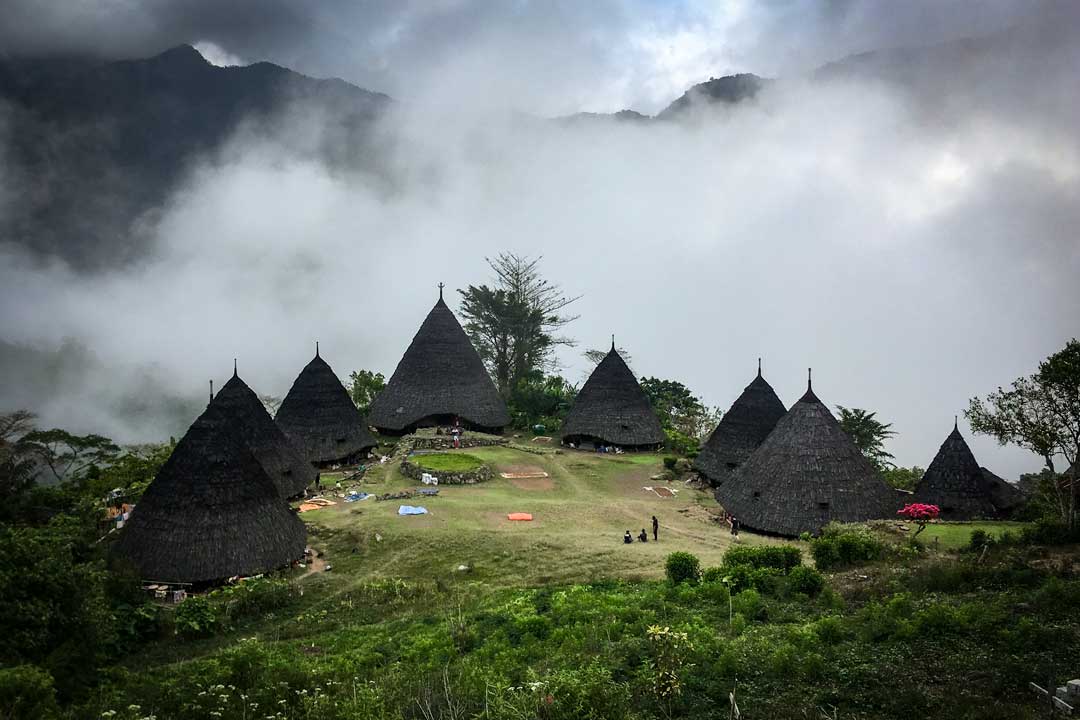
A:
0;45;389;268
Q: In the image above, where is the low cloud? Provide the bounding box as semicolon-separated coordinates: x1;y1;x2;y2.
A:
1;6;1078;478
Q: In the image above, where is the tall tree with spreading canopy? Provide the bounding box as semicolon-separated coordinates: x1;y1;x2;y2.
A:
837;406;896;471
22;428;120;484
459;254;580;398
348;369;386;415
0;410;38;502
967;338;1080;528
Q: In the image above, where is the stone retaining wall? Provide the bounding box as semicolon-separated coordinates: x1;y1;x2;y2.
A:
409;435;507;451
400;456;494;485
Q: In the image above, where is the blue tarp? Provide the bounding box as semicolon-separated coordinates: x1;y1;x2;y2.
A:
398;505;428;515
344;492;371;503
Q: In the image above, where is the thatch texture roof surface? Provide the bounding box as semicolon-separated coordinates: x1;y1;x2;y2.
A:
212;372;317;498
111;403;306;584
914;423;1015;519
367;297;510;432
714;380;897;536
981;467;1025;514
695;365;786;483
275;351;377;465
561;346;664;447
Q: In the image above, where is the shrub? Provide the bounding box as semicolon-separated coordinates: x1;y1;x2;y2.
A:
0;665;58;720
1021;517;1080;546
966;529;992;552
700;566;726;583
811;524;886;570
723;545;802;572
662;456;678;471
732;589;766;621
813;615;846;645
665;552;701;584
173;596;218;639
786;565;825;596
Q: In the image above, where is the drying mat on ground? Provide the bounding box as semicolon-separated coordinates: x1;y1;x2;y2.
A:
500;469;549;479
507;513;533;521
398;505;428;515
642;486;677;498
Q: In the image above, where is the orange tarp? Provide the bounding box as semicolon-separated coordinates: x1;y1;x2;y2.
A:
507;513;533;521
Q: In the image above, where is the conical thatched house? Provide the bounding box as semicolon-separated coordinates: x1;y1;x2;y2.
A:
714;372;897;536
914;420;1022;519
212;368;317;498
367;289;510;434
111;403;306;585
561;342;664;449
695;360;786;485
275;348;377;466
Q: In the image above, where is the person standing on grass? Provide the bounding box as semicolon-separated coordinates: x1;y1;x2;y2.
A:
652;515;659;541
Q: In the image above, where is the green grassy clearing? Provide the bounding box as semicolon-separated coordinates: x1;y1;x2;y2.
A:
411;452;485;472
913;520;1030;550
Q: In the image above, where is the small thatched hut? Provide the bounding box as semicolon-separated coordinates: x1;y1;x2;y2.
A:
561;342;664;449
714;371;897;536
212;368;317;498
111;403;306;585
914;420;1023;519
275;347;377;467
695;360;786;485
367;289;510;434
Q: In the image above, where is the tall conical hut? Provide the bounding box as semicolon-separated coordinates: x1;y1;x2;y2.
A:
714;370;897;536
560;340;664;449
695;359;786;486
276;345;377;467
211;363;317;498
111;402;307;585
367;285;510;434
914;419;1024;519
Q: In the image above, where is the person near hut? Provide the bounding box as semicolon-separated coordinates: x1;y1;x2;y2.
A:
623;530;633;544
638;529;648;542
730;516;740;537
652;515;659;541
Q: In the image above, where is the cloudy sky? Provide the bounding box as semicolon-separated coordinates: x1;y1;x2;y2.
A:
1;0;1078;478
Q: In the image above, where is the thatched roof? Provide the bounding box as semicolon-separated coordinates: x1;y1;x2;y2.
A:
714;373;897;536
695;361;786;483
561;343;664;447
981;467;1025;515
367;293;510;432
275;349;377;466
914;421;1016;519
211;370;317;498
111;402;306;584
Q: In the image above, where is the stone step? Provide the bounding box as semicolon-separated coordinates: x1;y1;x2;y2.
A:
1069;680;1080;697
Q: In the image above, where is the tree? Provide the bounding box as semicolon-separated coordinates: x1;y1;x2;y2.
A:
584;346;633;368
967;338;1080;529
259;395;283;416
506;370;577;431
836;406;896;471
21;429;120;484
639;377;720;440
897;503;940;541
348;369;386;414
882;466;924;491
0;411;38;502
459;254;579;398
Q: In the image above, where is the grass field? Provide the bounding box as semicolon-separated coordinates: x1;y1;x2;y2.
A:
306;445;786;587
411;452;485;473
910;520;1030;550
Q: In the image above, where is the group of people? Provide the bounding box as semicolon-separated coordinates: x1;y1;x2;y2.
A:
623;515;660;544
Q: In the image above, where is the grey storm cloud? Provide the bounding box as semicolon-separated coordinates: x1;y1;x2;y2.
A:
0;0;1078;480
1;0;1071;113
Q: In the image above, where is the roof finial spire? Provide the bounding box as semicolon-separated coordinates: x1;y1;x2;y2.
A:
315;340;319;358
757;357;762;377
611;333;615;351
954;414;958;430
438;282;444;300
209;379;214;405
233;358;237;378
807;367;812;390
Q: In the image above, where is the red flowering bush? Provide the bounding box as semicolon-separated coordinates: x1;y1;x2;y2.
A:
898;503;940;540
